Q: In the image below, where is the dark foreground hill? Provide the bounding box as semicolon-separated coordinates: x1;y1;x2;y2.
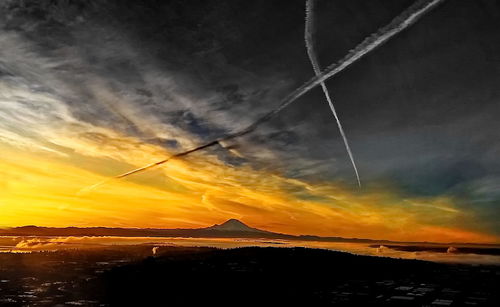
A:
93;247;499;306
0;246;499;306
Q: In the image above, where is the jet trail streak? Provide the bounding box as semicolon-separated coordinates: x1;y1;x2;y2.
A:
82;0;445;192
305;0;361;187
79;140;220;193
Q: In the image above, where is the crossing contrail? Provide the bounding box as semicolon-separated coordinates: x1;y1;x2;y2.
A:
305;0;361;187
81;0;445;192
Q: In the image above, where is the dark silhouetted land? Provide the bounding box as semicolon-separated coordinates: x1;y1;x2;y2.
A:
1;245;498;306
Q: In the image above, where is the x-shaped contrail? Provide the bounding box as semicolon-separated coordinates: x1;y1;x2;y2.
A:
81;0;445;193
305;0;361;187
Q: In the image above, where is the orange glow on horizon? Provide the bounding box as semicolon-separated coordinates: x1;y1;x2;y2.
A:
0;137;498;245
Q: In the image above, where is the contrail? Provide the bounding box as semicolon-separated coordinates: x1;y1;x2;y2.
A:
305;0;361;187
81;0;445;192
79;140;219;193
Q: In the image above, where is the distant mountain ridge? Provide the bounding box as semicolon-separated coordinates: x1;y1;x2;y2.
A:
0;219;281;240
0;219;497;246
0;219;317;241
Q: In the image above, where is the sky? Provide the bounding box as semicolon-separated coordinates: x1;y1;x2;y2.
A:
0;0;499;243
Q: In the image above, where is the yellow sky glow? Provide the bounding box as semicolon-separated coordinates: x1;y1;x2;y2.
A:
0;136;497;244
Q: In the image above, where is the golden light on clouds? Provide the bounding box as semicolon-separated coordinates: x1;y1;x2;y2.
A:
0;131;497;244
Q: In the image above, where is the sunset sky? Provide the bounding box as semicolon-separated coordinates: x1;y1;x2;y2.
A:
1;0;499;243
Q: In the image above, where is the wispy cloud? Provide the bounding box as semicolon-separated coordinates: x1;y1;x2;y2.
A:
96;0;445;186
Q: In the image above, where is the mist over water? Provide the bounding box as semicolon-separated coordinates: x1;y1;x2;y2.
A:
2;236;499;265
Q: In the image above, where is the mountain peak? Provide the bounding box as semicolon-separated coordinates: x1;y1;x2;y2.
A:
207;219;263;232
222;219;248;227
